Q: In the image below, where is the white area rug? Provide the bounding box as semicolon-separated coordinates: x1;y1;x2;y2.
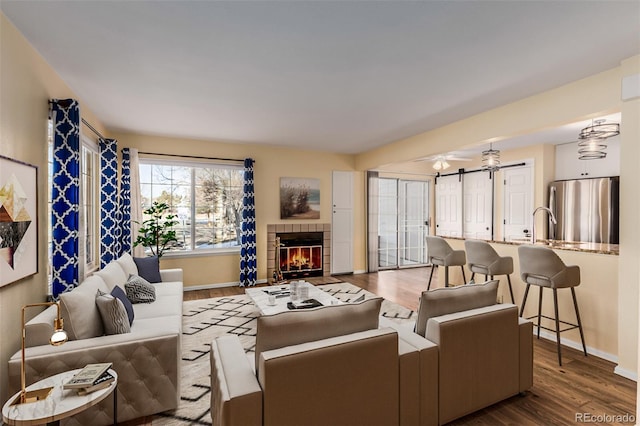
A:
153;282;416;425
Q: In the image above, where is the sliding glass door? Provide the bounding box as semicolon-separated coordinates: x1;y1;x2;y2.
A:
378;178;429;269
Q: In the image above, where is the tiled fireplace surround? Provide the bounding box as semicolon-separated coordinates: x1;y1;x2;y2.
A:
267;223;331;283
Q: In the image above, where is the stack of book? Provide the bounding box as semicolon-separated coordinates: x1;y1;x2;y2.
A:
63;363;115;395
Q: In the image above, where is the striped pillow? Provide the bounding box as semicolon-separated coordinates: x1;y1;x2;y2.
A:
95;290;131;335
125;275;156;304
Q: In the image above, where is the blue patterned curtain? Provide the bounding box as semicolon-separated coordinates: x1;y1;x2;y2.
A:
99;139;120;267
119;148;132;254
51;99;80;298
239;158;257;287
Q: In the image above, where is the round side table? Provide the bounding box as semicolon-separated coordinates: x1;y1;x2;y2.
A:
2;368;118;426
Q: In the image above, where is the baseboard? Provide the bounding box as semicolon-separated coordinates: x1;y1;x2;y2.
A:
613;365;638;382
184;278;268;291
535;329;617;363
535;329;637;381
353;269;367;274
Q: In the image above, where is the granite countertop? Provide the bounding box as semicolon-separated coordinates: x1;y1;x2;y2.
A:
445;236;619;256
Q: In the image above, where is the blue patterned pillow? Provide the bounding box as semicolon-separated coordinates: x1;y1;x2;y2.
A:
133;256;162;283
125;275;156;304
110;285;134;325
95;290;131;335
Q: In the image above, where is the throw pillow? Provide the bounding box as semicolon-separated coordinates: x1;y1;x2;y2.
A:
125;275;156;303
111;285;134;325
95;290;131;335
116;253;139;277
415;280;499;337
94;261;129;291
133;256;162;283
255;297;383;372
59;275;107;340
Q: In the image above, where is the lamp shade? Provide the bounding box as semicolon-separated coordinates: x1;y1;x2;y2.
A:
481;144;500;172
578;119;618;160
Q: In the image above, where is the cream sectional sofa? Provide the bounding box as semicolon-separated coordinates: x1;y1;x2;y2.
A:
210;280;533;426
8;253;183;425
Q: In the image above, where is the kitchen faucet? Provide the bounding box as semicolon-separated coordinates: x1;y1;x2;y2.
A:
531;207;557;244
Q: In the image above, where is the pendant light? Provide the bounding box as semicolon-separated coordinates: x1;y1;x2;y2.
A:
578;119;619;160
481;143;500;172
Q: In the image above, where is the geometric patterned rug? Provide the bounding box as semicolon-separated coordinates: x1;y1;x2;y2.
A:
152;282;416;425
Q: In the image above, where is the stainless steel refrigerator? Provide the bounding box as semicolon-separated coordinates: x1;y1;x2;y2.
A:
548;177;619;244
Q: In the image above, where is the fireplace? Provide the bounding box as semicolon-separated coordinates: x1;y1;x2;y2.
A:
267;223;331;283
278;232;323;279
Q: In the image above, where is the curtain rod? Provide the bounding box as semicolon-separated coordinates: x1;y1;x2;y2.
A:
48;99;107;141
138;152;246;163
81;118;106;141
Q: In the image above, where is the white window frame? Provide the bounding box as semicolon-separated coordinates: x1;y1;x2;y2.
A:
80;136;100;276
138;157;244;257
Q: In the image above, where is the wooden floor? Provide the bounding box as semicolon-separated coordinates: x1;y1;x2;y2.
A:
150;267;637;425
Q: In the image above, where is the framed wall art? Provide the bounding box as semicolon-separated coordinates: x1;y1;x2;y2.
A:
0;155;38;287
280;177;320;220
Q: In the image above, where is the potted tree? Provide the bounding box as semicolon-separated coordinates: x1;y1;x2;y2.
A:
134;201;179;257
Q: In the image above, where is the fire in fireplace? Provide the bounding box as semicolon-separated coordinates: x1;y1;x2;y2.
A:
277;232;323;278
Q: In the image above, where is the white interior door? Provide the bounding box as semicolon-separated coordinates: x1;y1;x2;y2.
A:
332;171;353;274
503;165;533;241
435;174;463;237
463;172;493;240
399;180;429;266
378;178;398;268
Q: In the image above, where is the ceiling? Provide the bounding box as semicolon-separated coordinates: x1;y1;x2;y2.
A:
2;1;639;154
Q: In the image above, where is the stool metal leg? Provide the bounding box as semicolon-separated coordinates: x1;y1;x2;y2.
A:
537;287;543;340
572;287;588;357
506;275;515;304
470;272;475;281
520;284;530;318
444;266;450;287
460;266;466;284
553;288;563;366
427;265;436;290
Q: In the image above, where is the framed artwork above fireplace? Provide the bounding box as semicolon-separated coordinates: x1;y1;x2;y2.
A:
280;177;320;220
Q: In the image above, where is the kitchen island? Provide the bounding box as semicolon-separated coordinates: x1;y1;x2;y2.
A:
441;237;619;367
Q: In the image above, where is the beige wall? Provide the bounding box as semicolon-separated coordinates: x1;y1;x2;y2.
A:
114;132;365;285
618;57;640;393
0;13;107;404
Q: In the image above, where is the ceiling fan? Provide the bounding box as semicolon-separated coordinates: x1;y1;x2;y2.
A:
413;153;472;171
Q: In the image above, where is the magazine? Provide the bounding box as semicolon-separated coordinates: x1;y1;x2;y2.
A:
63;363;112;389
76;371;115;395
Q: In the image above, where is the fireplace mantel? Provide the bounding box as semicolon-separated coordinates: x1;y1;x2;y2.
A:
267;223;331;283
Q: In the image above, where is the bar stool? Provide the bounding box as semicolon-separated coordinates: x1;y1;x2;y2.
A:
425;236;466;290
465;239;515;303
518;245;587;366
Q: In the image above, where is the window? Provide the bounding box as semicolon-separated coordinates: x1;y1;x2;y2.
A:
139;159;244;254
80;139;99;274
47;122;100;293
